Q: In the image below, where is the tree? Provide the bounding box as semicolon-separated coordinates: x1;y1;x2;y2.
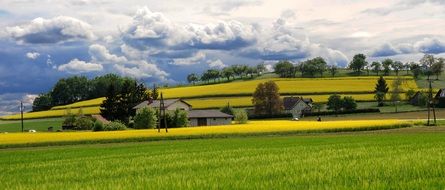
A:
371;61;381;75
252;81;283;115
100;83;119;121
274;60;294;78
390;77;403;112
166;108;188;128
329;65;338;77
410;62;422;79
312;57;327;77
222;67;235;81
382;59;393;76
256;63;266;76
152;84;159;100
375;76;389;106
349;54;367;74
133;107;157;129
233;109;248;124
327;94;343;115
312;103;324;114
301;60;318;77
187;73;199;84
32;93;52;111
342;96;357;111
220;103;235;115
231;65;244;78
420;54;435;80
432;58;444;80
391;61;404;76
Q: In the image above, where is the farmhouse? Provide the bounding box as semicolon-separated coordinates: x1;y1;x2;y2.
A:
435;89;445;108
283;97;313;119
133;99;233;127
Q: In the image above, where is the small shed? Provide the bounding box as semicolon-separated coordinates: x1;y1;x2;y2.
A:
283;97;313;119
187;110;233;126
435;89;445;108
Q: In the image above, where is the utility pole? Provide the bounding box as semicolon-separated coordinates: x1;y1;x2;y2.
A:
157;93;168;133
20;101;24;132
427;79;437;126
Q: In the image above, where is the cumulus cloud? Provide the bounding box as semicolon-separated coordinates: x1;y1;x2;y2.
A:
58;59;103;73
207;59;226;69
6;16;94;44
113;60;169;80
122;7;256;51
26;52;40;60
89;44;127;64
371;38;445;57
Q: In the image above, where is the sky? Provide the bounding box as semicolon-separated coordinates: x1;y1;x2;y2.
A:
1;0;445;115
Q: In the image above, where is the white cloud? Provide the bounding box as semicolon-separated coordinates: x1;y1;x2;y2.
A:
0;93;37;116
58;59;103;73
25;52;40;60
6;16;94;44
207;59;226;69
89;44;127;64
113;60;169;80
371;37;445;57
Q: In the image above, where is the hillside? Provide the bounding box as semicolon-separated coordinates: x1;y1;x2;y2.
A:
0;76;419;120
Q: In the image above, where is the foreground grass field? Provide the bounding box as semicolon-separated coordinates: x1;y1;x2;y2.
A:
0;120;411;148
1;127;444;189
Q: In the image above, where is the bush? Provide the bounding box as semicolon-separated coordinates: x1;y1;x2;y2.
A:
234;109;248;124
103;121;127;131
93;121;104;131
166;109;189;128
134;108;157;129
220;104;235;115
62;114;77;129
73;117;94;130
342;96;357;111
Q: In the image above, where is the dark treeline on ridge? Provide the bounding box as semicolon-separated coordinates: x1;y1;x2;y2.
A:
32;74;152;112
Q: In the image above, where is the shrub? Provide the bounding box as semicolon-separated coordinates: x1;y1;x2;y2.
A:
220;103;235;115
73;117;94;130
134;108;157;129
62;114;77;129
342;96;357;111
103;121;127;131
166;109;189;128
234;109;248;124
93;121;104;131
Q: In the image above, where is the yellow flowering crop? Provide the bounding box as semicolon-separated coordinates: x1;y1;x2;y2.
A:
0;120;411;146
51;97;105;110
161;77;418;99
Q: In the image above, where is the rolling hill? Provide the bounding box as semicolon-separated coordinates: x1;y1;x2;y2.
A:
0;76;419;120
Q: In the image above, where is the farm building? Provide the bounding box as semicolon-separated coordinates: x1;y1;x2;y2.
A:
133;99;233;127
283;97;313;119
435;89;445;108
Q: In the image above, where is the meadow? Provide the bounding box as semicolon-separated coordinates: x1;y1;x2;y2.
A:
1;128;444;189
0;120;411;148
0;118;63;132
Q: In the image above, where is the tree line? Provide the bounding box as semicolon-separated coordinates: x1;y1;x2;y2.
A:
187;64;267;84
32;74;157;112
273;54;445;79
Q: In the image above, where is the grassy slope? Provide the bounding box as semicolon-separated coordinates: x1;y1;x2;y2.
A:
1;128;445;189
0;118;63;132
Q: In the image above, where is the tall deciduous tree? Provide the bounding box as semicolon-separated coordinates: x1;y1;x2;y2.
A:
329;65;338;77
375;76;389;107
32;93;52;111
349;54;368;74
187;73;199;84
252;81;283;115
222;67;234;81
382;59;393;76
432;58;444;80
390;77;403;112
274;60;294;78
420;54;435;80
327;94;343;116
392;61;404;76
371;61;381;75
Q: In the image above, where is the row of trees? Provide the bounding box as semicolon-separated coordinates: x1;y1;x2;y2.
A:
187;64;267;84
32;74;155;111
273;54;444;79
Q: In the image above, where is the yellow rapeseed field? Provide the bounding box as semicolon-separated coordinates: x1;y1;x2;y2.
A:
0;120;410;146
0;107;100;120
51;97;105;110
161;77;418;98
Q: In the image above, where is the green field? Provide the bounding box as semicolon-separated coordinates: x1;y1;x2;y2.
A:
0;118;63;132
1;127;445;189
